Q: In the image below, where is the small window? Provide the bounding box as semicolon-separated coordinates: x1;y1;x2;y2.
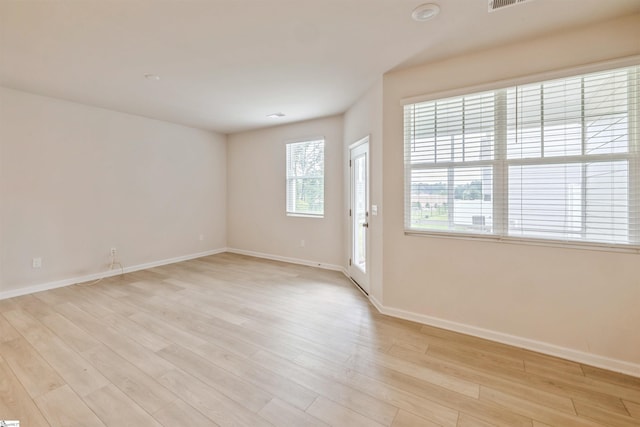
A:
286;138;325;217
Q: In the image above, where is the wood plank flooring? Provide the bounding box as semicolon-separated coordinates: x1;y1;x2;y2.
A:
0;252;638;426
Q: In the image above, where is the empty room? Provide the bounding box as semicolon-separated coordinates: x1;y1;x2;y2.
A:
1;0;639;426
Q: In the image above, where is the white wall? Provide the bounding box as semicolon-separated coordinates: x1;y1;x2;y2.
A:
343;79;383;300
0;87;227;294
227;116;344;268
381;15;640;372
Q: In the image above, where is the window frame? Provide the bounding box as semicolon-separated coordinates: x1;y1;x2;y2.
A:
285;137;326;218
402;56;640;253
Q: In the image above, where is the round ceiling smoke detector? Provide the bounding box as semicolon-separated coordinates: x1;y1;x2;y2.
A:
411;3;440;21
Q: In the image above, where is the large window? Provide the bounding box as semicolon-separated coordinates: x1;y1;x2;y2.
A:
404;65;639;247
286;138;325;217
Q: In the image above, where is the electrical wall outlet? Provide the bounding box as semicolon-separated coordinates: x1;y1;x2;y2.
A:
300;239;305;247
32;257;42;268
110;248;117;257
199;234;204;241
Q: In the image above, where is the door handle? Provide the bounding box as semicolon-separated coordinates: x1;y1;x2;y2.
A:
362;223;369;228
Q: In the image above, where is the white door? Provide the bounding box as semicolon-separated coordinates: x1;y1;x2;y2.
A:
349;137;369;294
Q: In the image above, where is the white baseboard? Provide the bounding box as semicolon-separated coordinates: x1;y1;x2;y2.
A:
366;297;640;378
226;247;344;272
0;248;227;301
369;294;384;313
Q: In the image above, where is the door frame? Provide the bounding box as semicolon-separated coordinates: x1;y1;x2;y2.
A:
348;136;370;294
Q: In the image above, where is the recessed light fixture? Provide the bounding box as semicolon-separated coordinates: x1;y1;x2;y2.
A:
411;3;440;21
267;112;286;118
144;73;160;81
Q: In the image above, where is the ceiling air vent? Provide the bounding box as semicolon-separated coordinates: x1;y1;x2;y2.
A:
488;0;532;12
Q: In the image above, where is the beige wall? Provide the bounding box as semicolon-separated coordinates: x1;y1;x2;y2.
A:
227;116;344;267
343;79;383;300
382;15;640;369
0;87;227;294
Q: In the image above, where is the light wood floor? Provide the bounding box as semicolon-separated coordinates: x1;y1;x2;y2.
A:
0;253;639;427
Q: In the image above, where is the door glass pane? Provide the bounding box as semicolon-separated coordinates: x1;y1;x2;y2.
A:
353;154;367;272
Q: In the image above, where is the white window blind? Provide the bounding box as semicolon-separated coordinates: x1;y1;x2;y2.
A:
404;65;640;247
286;139;325;217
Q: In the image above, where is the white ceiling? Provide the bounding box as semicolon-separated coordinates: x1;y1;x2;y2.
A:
1;0;638;134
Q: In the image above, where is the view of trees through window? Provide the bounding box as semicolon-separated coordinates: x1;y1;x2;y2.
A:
286;139;325;216
411;180;486;229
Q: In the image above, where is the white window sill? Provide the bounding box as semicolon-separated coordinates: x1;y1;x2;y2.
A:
404;230;640;254
287;213;324;219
